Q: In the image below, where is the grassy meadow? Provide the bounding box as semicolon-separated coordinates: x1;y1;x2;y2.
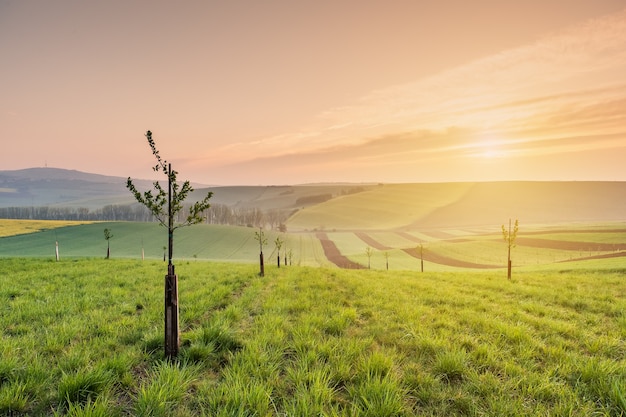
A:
2;220;624;272
1;258;625;416
0;221;327;267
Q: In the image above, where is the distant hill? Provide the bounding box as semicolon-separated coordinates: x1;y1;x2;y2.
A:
0;168;139;209
287;182;626;231
0;168;375;211
1;168;624;230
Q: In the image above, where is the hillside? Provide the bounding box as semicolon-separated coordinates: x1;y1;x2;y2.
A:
1;169;625;231
0;168;139;208
287;182;626;231
0;168;374;211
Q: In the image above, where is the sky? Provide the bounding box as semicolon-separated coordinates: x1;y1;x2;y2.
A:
2;0;626;185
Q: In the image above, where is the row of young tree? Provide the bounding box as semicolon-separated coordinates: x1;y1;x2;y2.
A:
0;202;290;229
364;220;519;278
114;130;520;360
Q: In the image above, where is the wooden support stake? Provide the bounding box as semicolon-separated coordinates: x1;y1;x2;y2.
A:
164;264;179;359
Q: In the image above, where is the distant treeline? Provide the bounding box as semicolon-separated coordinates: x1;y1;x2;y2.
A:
0;203;291;229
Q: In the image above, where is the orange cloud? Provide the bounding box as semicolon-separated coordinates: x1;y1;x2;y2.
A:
187;9;626;183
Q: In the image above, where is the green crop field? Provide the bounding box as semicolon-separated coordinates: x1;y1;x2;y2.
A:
2;220;625;273
1;258;625;416
0;222;325;267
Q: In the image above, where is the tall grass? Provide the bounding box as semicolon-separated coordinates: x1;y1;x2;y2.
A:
1;258;625;415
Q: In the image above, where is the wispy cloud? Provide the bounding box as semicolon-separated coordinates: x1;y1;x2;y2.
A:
190;9;626;182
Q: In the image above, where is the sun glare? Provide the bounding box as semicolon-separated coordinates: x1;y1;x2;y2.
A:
470;139;507;159
480;148;505;159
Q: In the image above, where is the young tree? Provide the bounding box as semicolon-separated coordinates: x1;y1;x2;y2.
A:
365;246;373;269
384;251;390;270
104;228;113;259
502;219;519;280
274;236;284;267
126;130;213;359
418;243;425;272
254;227;267;276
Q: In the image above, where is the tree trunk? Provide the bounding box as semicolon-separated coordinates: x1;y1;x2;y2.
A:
164;264;179;359
259;252;265;277
165;163;179;359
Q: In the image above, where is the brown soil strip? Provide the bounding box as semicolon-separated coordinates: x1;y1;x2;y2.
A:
519;228;626;236
396;231;425;244
403;247;499;269
559;251;626;263
316;232;365;269
420;230;457;239
355;232;392;251
516;238;626;251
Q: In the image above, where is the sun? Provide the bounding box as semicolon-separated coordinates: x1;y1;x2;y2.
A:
480;148;504;159
471;139;506;159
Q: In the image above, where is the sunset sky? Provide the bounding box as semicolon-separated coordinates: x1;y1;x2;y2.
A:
2;1;626;185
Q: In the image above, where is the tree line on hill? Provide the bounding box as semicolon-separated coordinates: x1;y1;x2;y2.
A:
0;203;290;229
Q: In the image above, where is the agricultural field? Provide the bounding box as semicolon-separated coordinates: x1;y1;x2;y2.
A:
1;220;625;273
285;182;626;232
0;221;323;267
0;219;93;238
286;183;473;231
0;258;625;416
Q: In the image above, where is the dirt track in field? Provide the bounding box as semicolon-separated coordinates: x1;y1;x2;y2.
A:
402;247;499;269
358;231;499;269
317;229;626;270
559;251;626;263
355;232;392;251
516;237;626;251
316;232;365;269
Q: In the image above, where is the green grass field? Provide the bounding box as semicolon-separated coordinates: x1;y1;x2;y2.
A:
2;220;624;273
1;258;625;416
0;222;324;266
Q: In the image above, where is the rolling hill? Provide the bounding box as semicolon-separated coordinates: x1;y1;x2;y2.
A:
287;181;626;231
0;168;375;212
1;168;625;231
